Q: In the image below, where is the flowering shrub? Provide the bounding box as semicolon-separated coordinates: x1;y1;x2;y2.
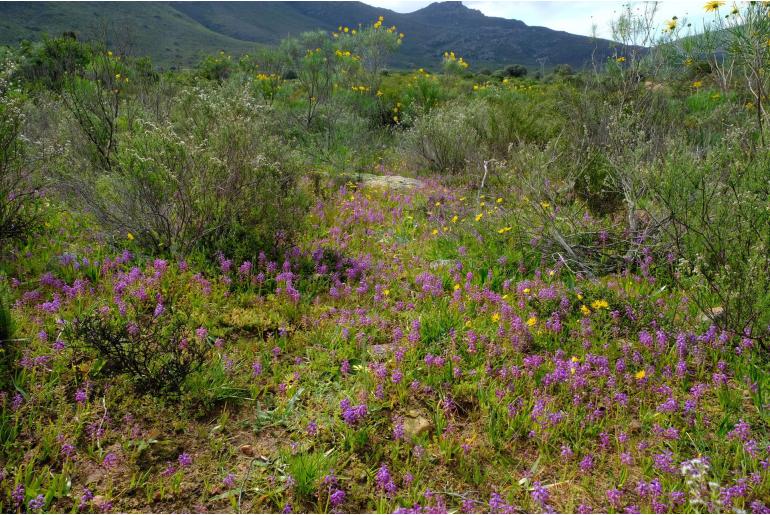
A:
0;59;42;249
56;87;305;262
66;260;223;393
404;99;482;174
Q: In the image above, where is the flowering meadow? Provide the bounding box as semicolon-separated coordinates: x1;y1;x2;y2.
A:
2;1;770;514
3;174;770;513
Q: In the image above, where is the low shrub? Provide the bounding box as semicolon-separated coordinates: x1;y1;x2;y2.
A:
0;59;41;251
403;99;481;174
656;135;770;349
57;85;306;262
66;260;222;393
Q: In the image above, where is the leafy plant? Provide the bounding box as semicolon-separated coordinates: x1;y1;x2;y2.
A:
0;58;41;250
67;264;217;394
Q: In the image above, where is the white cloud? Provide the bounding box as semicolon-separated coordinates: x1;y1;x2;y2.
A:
366;0;711;38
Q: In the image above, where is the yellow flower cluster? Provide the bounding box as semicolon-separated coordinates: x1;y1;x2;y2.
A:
256;73;280;81
351;85;370;93
443;51;469;68
335;17;403;39
391;102;402;122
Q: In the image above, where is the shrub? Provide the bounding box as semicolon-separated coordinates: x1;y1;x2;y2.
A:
404;99;481;174
0;281;16;391
0;58;41;250
0;283;12;344
15;34;91;91
196;52;234;82
403;69;444;115
473;87;560;156
553;64;574;77
656;136;770;349
67;261;220;393
560;86;676;218
61;51;126;170
282;31;342;127
57;85;305;262
442;51;469;75
504;64;528;78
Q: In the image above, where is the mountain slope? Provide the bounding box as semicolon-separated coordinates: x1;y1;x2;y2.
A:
0;2;255;67
0;1;616;70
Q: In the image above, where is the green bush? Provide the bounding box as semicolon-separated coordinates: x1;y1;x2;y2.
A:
196;52;234;82
403;99;481;174
0;59;41;250
67;263;221;394
15;34;91;91
57;84;305;262
656;136;770;349
473;87;560;156
61;51;128;170
504;64;528;78
0;281;16;393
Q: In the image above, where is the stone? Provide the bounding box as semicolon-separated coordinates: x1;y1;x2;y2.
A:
403;410;433;440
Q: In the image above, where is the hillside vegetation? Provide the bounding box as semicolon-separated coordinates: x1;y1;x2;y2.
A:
1;2;770;514
0;1;616;69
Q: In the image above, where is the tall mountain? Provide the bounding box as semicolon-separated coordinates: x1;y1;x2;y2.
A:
0;1;617;69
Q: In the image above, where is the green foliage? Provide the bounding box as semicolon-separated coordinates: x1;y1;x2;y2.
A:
552;63;574;77
656;136;770;348
58;88;304;261
0;283;12;344
0;58;40;249
66;263;221;394
404;99;481;174
283;450;332;502
196;52;234;82
473;86;559;156
283;31;343;127
62;51;126;170
503;64;528;78
15;34;91;91
342;16;402;94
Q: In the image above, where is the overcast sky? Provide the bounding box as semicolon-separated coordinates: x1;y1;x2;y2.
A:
365;1;713;39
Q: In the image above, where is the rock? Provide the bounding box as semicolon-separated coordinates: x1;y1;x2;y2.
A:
135;439;182;470
239;444;255;456
85;468;106;485
403;410;433;440
361;174;422;191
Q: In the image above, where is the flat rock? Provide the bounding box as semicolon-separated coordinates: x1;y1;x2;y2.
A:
361;174;422;191
403;410;433;440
